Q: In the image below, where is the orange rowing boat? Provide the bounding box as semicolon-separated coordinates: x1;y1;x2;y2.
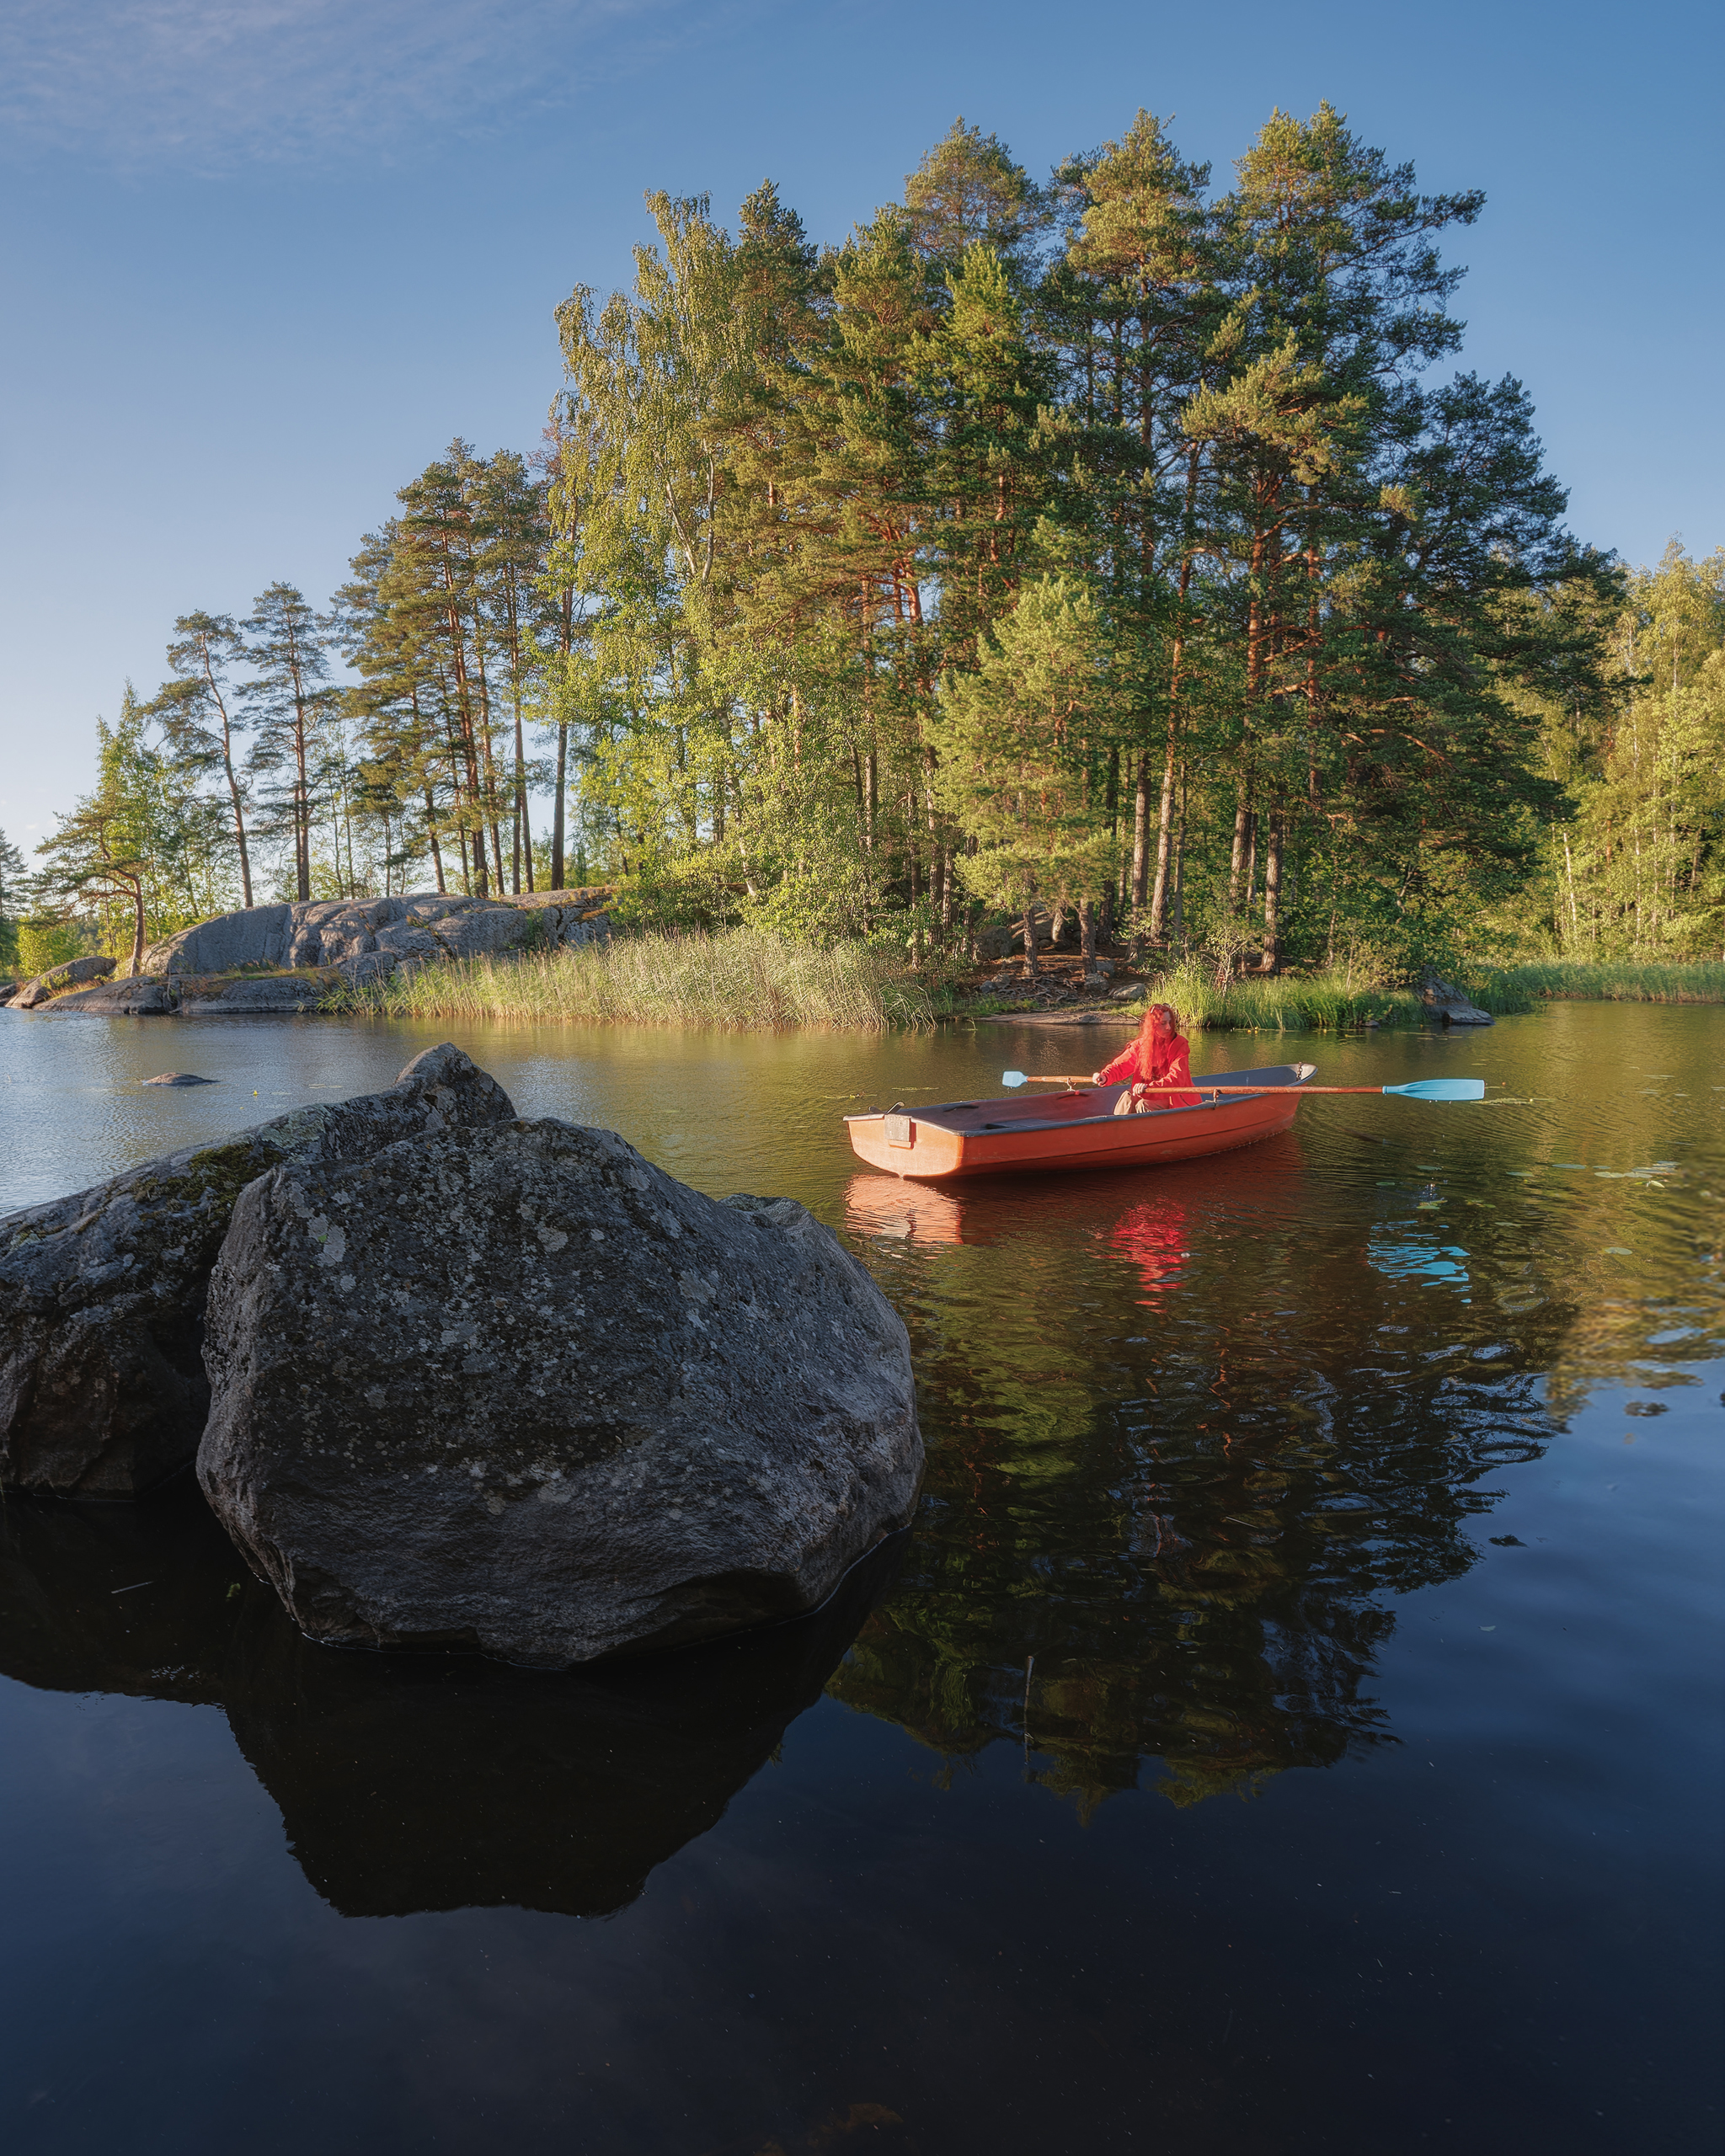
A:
845;1060;1316;1182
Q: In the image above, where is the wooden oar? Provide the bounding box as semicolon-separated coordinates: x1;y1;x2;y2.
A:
1001;1070;1486;1102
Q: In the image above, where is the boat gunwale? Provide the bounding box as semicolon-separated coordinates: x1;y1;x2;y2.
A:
843;1063;1313;1139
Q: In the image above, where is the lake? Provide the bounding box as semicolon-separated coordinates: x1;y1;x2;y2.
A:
1;1001;1720;2154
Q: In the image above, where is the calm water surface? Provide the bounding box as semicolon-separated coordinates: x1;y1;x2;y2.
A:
1;1003;1720;2153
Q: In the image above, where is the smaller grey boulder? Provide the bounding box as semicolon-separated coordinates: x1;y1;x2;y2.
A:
142;1073;216;1086
1421;971;1494;1027
1;1044;516;1496
198;1118;922;1666
13;955;118;1009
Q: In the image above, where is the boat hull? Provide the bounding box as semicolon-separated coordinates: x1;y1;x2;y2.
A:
845;1063;1313;1182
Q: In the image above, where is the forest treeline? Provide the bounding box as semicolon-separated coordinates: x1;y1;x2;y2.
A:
7;104;1723;981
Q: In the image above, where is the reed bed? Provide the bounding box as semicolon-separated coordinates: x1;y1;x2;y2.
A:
1141;962;1423;1033
1474;960;1725;1008
334;929;937;1032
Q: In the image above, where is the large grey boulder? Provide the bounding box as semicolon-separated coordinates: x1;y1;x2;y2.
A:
142;891;614;984
12;955;117;1009
143;905;292;976
199;1119;921;1666
0;1045;515;1496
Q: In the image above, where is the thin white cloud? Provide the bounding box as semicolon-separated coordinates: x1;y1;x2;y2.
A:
0;0;689;169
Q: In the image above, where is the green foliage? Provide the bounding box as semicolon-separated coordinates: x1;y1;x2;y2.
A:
0;829;24;971
16;916;98;976
34;691;233;971
38;107;1708;979
1522;544;1725;960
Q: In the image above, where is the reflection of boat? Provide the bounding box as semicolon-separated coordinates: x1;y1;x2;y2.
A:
843;1176;964;1246
846;1062;1316;1181
1109;1198;1192;1299
0;1484;898;1919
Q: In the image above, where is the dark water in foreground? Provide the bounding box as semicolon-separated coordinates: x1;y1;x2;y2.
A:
1;1003;1721;2154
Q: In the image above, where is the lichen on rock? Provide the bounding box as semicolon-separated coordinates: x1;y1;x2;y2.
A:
0;1044;515;1496
197;1118;922;1666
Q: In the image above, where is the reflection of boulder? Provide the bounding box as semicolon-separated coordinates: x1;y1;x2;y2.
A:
0;1479;240;1705
0;1481;897;1918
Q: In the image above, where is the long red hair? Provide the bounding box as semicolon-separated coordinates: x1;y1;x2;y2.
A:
1135;1001;1181;1067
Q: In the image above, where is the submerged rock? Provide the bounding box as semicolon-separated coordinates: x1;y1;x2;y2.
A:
141;1073;217;1086
199;1118;921;1666
0;1045;515;1496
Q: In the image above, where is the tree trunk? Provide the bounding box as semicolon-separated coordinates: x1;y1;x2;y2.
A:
1021;891;1039;983
1079;897;1097;974
1260;814;1285;974
514;703;532;893
1146;734;1177;943
1171;769;1187;946
1227;791;1252;914
1130;750;1152;910
551;724;568;890
424;790;446;894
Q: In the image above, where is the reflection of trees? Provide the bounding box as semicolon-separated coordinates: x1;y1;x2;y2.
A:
0;1485;895;1917
837;1153;1566;1812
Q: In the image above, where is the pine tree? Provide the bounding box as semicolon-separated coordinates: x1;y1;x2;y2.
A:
149;611;254;906
241;584;335;903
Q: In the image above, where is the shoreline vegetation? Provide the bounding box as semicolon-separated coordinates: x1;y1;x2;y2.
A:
326;932;1725;1033
9;111;1721;1022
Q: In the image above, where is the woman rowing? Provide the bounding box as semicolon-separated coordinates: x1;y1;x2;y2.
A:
1093;1002;1201;1113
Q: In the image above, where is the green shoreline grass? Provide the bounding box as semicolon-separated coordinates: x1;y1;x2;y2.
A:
1138;959;1725;1033
328;938;1725;1034
1477;960;1725;1007
331;928;937;1032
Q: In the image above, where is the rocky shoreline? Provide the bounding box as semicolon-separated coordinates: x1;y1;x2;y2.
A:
0;889;614;1017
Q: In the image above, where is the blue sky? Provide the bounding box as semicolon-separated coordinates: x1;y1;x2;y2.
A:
1;0;1719;853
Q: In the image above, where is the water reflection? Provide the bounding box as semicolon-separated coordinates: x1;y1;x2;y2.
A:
1108;1193;1194;1300
0;1485;897;1918
840;1151;1567;1810
3;1008;1722;1885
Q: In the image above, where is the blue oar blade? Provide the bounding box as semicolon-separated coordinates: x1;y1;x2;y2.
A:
1001;1070;1028;1088
1383;1078;1486;1102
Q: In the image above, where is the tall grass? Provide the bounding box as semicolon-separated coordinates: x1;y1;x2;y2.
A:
334;928;937;1032
1474;960;1725;1008
1140;961;1423;1033
1146;958;1725;1032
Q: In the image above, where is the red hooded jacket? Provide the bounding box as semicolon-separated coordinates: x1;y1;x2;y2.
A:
1097;1006;1200;1108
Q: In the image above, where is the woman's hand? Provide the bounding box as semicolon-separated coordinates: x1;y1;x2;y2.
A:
1091;1071;1103;1084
